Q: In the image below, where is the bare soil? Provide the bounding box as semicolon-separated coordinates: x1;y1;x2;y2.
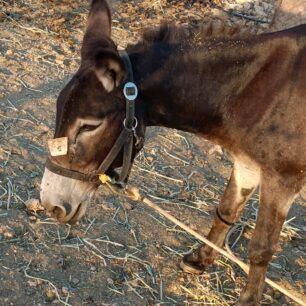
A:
0;1;305;305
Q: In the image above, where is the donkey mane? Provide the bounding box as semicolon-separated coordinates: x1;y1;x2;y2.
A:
140;20;253;47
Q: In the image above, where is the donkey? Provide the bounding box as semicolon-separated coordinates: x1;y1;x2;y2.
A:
40;0;306;305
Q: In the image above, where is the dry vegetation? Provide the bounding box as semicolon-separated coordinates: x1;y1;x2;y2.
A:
0;0;305;305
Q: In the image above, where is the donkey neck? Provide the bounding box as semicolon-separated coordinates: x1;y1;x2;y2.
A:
128;36;259;139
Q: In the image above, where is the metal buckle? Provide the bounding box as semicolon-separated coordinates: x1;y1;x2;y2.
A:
123;82;138;101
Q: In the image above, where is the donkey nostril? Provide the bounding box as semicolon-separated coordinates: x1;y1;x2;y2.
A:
62;202;72;215
52;206;66;219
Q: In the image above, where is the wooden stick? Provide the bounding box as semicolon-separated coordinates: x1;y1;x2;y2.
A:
138;195;306;306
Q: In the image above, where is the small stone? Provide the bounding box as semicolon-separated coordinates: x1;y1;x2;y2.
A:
71;277;79;285
0;11;6;22
61;286;69;295
273;290;282;299
254;5;265;17
146;156;154;163
243;3;251;11
122;202;133;210
189;223;198;231
100;202;116;212
90;266;96;272
40;125;50;133
29;216;37;221
186;150;194;159
208;145;223;155
27;280;38;287
3;230;14;239
107;278;114;285
6;50;13;56
262;2;271;12
45;288;56;301
56;59;64;65
25;198;44;213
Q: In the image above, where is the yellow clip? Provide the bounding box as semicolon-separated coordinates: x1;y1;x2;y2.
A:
99;174;111;184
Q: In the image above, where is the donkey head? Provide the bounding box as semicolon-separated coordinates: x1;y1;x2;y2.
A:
40;0;145;224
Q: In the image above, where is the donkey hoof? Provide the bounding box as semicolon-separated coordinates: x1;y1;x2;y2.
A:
236;295;260;306
180;254;205;275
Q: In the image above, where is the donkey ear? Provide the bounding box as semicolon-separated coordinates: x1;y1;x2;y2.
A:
86;0;111;38
95;51;125;92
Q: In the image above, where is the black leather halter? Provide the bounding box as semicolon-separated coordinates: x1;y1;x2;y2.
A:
45;50;141;185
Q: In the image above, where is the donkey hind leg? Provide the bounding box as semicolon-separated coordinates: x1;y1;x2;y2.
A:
237;172;300;306
181;159;260;274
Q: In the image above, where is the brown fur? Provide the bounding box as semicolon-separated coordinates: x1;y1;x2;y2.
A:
42;1;306;305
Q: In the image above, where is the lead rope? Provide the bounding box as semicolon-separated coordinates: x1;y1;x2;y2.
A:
99;174;306;306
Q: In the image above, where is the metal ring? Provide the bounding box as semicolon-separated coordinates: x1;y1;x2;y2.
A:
123;117;138;131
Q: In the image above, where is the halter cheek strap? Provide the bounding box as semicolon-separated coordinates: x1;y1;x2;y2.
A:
97;50;140;183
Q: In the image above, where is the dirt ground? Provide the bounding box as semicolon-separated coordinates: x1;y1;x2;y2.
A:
0;0;305;305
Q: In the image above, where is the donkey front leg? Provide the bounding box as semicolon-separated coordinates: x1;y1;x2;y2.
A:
238;172;300;306
181;159;259;274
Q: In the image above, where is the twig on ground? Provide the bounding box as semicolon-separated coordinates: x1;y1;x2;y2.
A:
159;272;163;301
0;113;35;125
19;79;43;93
83;218;96;235
163;148;190;165
132;165;184;184
124;277;144;299
224;224;245;252
23;262;71;306
6;179;12;210
82;238;107;266
145;193;209;215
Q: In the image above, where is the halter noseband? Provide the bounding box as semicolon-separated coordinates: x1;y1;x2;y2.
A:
45;50;141;185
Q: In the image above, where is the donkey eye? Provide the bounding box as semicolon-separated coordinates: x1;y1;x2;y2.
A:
78;124;100;134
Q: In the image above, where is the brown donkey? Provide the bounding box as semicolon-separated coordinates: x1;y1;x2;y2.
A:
40;1;306;305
